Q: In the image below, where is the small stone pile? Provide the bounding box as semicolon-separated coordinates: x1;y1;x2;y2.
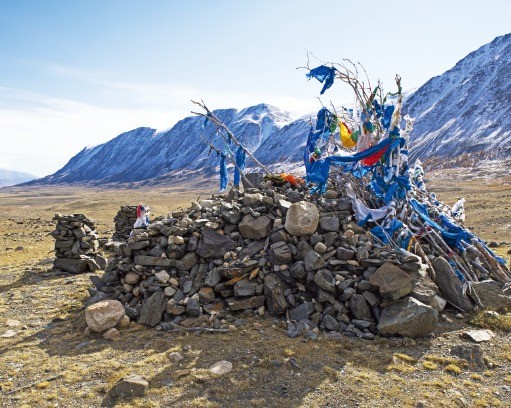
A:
87;181;511;339
52;214;106;273
112;206;138;241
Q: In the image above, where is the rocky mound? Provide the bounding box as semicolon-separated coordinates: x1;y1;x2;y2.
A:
112;206;138;241
86;179;479;339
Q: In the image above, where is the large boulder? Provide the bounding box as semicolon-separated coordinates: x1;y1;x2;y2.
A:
470;280;511;311
196;228;236;258
238;215;273;240
369;262;414;301
377;297;439;338
432;257;474;311
85;300;125;333
284;201;319;236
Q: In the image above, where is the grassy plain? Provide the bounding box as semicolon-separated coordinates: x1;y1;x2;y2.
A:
0;175;510;408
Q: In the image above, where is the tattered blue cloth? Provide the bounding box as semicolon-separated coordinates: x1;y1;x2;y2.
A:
305;137;405;193
438;214;506;264
233;146;246;187
219;153;228;191
306;65;337;95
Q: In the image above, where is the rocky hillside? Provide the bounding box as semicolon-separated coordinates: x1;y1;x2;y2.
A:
29;104;307;185
404;33;511;162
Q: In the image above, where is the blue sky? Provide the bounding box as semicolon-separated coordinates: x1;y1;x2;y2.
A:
1;0;509;176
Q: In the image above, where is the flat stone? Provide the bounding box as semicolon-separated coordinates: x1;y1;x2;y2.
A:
321;315;339;331
370;262;414;301
196;228;236;258
54;258;90;273
134;255;175;267
226;296;265;311
461;329;495;343
432;257;474;312
336;247;355;260
239;214;273;240
110;375;149;397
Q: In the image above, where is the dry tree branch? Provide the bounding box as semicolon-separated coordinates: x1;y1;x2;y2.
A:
191;100;272;175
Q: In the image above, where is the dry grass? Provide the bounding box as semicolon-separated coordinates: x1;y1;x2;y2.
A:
470;311;511;332
1;176;511;407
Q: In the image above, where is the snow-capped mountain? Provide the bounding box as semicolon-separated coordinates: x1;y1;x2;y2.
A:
28;34;510;186
30;104;308;185
0;168;36;187
404;33;511;162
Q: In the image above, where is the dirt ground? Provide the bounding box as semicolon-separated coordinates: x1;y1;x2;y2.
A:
0;176;510;408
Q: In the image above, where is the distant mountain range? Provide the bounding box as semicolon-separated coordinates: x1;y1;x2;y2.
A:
0;168;36;187
26;33;510;186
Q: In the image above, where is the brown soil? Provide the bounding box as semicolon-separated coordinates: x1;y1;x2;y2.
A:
0;177;510;408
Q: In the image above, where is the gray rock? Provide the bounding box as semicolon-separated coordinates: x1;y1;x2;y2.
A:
268;241;292;264
432;257;474;311
470;280;511;311
186;299;201;317
321;315;339;331
94;255;107;270
196;228;236;258
177;252;199;271
204;268;223;287
304;250;327;271
314;242;327;254
234;279;259;297
377;297;438;338
139;291;167;327
242;173;264;189
288;302;315;321
289;261;306;280
369;262;414;300
242;193;264;208
110;375;149;397
220;203;241;224
284;201;319;236
314;269;336;293
239;214;273;240
320;217;340;232
350;294;372;320
336;247;355;260
264;274;288;315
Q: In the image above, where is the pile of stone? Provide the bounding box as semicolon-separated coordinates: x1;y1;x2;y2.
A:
112;206;138;241
52;214;106;273
87;181;511;339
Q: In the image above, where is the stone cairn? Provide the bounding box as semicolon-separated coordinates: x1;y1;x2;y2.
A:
112;206;138;242
87;181;511;339
52;214;106;273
